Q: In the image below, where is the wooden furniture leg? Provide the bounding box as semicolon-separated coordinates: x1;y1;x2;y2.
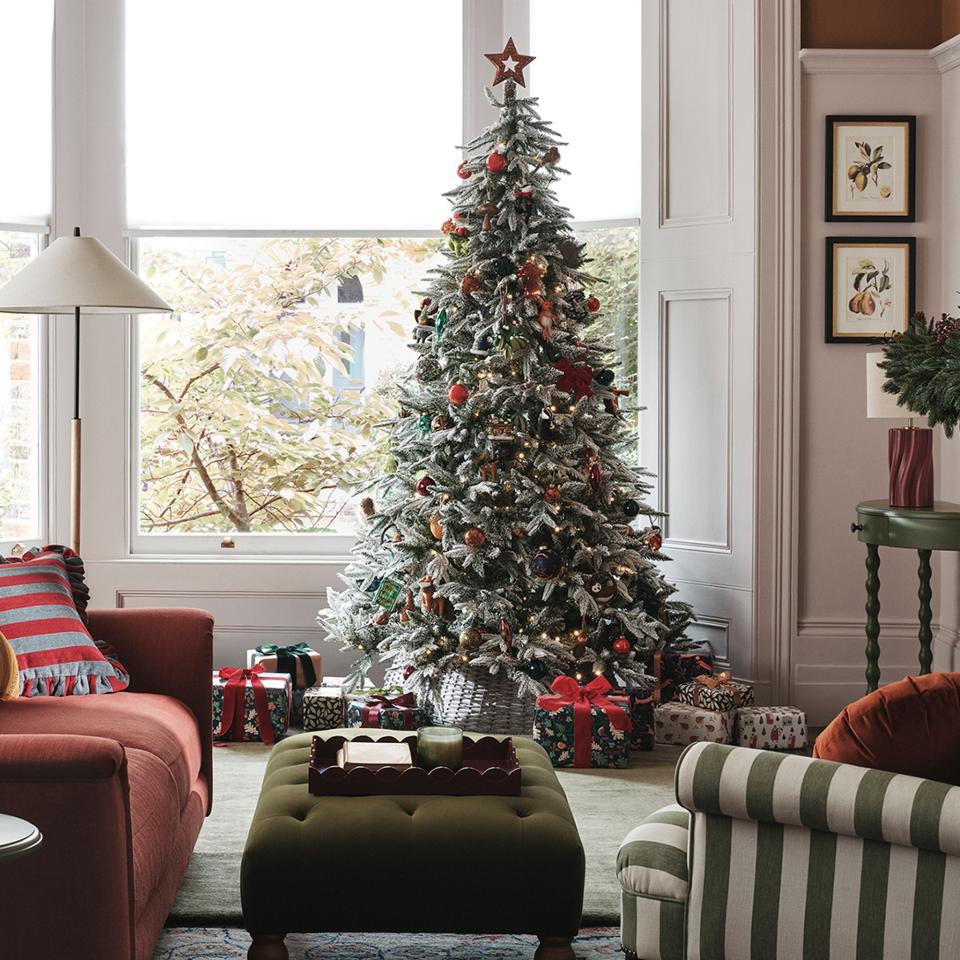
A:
534;935;575;960
865;543;881;693
918;548;933;675
248;933;288;960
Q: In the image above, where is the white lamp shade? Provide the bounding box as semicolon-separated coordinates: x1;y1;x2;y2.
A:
866;351;918;419
0;235;170;314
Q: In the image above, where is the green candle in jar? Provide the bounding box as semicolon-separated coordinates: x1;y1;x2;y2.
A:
417;725;464;771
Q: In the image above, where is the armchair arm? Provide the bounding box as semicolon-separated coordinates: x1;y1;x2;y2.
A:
0;734;135;960
87;607;214;808
617;803;690;902
676;741;960;857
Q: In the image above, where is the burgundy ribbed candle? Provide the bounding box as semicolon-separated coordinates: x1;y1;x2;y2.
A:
888;427;934;508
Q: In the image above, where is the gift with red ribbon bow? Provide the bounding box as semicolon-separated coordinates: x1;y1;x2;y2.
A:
212;665;291;745
534;675;632;768
345;689;426;730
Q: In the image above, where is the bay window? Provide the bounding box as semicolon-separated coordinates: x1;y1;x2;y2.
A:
125;0;639;555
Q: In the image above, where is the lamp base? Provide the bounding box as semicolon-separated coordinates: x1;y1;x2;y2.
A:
888;427;933;509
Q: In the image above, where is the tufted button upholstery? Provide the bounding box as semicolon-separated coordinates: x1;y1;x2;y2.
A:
241;729;584;937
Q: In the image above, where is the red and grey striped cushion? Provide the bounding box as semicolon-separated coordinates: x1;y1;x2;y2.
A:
0;551;128;696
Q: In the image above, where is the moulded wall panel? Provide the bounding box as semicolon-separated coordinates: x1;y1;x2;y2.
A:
660;291;731;550
661;0;732;226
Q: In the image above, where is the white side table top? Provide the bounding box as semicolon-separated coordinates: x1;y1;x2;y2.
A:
0;814;42;862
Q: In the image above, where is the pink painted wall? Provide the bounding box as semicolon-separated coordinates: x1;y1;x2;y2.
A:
797;53;943;722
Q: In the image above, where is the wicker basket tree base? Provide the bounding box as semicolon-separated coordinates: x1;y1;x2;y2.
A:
432;664;537;735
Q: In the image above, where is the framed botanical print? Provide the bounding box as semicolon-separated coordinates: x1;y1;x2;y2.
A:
825;237;916;343
825;115;915;221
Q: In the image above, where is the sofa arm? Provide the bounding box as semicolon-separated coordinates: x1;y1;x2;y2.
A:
88;607;214;807
617;804;690;902
0;734;135;960
676;741;960;857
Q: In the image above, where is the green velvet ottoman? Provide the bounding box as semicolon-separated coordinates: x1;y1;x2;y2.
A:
241;729;585;960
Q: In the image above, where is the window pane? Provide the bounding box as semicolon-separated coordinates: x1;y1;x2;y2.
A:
530;0;640;220
125;1;462;230
0;232;42;541
577;225;639;437
137;236;442;536
0;3;53;222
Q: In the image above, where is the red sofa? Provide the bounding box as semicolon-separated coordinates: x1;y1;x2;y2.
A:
0;608;213;960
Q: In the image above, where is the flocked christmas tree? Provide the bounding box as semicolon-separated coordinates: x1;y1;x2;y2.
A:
323;40;692;708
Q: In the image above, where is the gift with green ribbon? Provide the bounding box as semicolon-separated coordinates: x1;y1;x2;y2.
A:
250;642;320;690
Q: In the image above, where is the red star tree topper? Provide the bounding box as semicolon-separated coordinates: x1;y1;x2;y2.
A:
484;37;536;87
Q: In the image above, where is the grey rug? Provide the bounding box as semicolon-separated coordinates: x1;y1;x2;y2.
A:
168;740;680;927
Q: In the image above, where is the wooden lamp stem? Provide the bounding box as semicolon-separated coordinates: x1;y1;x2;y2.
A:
71;296;81;553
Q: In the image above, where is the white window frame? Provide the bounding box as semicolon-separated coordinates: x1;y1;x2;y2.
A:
124;0;639;558
0;225;52;558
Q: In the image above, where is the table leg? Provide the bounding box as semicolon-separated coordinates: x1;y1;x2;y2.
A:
918;548;933;675
248;933;287;960
865;543;881;693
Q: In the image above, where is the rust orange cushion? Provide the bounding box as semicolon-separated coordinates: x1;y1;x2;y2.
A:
814;673;960;785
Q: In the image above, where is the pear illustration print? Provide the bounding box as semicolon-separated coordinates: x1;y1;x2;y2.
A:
848;258;891;321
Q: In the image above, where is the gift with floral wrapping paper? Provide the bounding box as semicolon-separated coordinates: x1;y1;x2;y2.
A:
212;665;291;744
344;687;428;730
534;675;632;768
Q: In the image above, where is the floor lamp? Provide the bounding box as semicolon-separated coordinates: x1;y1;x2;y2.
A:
0;228;171;552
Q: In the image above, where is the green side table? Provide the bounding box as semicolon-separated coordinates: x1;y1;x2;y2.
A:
852;500;960;693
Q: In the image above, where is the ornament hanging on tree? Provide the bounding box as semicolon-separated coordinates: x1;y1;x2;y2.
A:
459;627;482;649
554;357;594;399
435;308;449;339
358;497;375;525
478;201;498;232
532;547;563;580
417;357;441;383
538;300;555;341
464;528;487;548
623;499;640;517
493;256;515;279
417;413;432;432
429;515;444;539
586;296;601;313
514;185;535;216
586;576;617;605
489;422;514;442
612;636;631;656
449;383;470;406
432;414;451;431
486;151;508;173
594;368;615;386
544;485;562;505
642;525;664;552
416;476;436;496
518;259;546;298
373;577;404;610
500;618;513;644
403;665;415;680
460;274;482;296
586;451;602;491
457;161;472;179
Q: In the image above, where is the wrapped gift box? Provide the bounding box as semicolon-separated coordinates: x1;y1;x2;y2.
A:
301;684;346;731
613;686;656;751
735;706;807;751
212;669;291;743
639;643;714;704
654;702;733;745
345;689;426;730
533;677;631;768
677;674;754;712
245;644;322;689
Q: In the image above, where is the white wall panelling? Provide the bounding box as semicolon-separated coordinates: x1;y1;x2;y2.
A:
642;0;757;685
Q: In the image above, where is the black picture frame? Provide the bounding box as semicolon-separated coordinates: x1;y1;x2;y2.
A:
825;236;916;344
825;115;916;222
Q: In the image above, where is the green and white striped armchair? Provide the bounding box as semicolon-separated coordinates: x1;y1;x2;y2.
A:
618;741;960;960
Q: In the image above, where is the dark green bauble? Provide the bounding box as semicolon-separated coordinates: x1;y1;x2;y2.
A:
524;659;548;680
493;256;515;279
417;413;432;432
623;499;640;517
594;368;615;386
531;547;563;580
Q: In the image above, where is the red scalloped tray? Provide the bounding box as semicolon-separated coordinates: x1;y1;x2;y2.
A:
308;734;522;796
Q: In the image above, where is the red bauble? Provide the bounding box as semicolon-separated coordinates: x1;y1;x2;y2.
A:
448;383;469;405
544;485;562;505
420;297;432;308
416;476;436;496
464;527;487;548
403;666;415;679
586;296;601;313
612;636;631;656
460;274;481;295
457;161;472;179
486;152;508;173
454;225;470;238
648;533;663;552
